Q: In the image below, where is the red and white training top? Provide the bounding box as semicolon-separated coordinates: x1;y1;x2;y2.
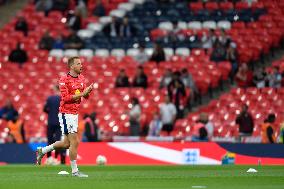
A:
58;73;88;114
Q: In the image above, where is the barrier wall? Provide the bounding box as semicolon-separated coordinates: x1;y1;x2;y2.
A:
0;142;284;165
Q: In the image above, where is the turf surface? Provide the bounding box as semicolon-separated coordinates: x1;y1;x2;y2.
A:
0;165;283;189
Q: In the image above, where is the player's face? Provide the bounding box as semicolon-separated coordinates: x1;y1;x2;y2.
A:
72;59;83;74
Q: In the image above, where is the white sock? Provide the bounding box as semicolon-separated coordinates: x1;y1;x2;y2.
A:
42;144;54;154
71;160;78;173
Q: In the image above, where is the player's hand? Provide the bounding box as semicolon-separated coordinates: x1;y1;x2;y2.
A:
83;84;93;96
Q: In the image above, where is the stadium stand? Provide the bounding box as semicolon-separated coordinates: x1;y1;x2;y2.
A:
0;0;284;143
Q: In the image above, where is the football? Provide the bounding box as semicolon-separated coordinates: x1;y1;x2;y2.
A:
96;155;107;165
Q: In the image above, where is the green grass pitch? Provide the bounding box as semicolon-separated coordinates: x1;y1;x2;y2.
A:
0;165;283;189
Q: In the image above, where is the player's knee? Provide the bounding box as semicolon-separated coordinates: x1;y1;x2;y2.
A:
63;142;70;149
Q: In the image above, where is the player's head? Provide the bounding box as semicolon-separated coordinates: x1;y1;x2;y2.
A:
68;56;82;74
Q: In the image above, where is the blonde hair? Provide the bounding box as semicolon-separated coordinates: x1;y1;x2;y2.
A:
67;56;80;68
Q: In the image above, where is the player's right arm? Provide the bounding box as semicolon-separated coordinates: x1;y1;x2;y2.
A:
59;77;84;103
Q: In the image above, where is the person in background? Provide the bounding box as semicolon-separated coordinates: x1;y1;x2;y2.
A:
0;100;18;122
93;0;106;17
67;9;82;31
129;98;141;136
75;0;87;18
103;16;120;37
191;120;208;142
35;0;53;16
236;104;254;142
235;63;253;88
279;122;284;144
148;112;163;136
84;112;99;142
77;117;85;142
210;39;226;62
132;66;148;88
160;69;173;88
150;43;166;64
261;114;277;143
180;68;199;104
52;0;70;13
202;29;216;50
39;30;55;51
253;67;267;88
267;66;282;88
167;71;186;118
226;42;238;80
160;95;177;134
199;113;214;140
135;44;149;64
64;31;84;49
167;20;184;43
115;69;130;87
15;16;28;36
44;85;66;164
8;42;28;67
7;115;25;144
218;29;230;47
53;34;65;49
119;17;136;38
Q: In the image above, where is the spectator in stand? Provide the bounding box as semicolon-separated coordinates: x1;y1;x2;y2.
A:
226;42;238;80
135;44;149;64
129;98;141;136
67;9;82;31
253;67;267;88
64;31;84;49
167;71;186;118
180;68;199;103
210;39;226;62
150;43;166;64
236;104;254;142
115;69;130;87
160;95;177;134
261;114;277;143
132;66;148;88
280;122;284;144
75;0;87;18
218;29;230;47
165;21;184;44
0;100;18;122
7;115;25;144
148;112;163;136
103;16;120;37
267;66;282;88
8;42;28;67
202;29;216;50
191;120;208;142
119;17;136;38
44;85;66;164
35;0;53;16
84;112;99;142
160;69;173;88
52;0;70;13
199;113;214;140
235;63;253;88
93;0;106;17
39;30;54;51
15;16;28;36
188;30;201;49
53;34;65;49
